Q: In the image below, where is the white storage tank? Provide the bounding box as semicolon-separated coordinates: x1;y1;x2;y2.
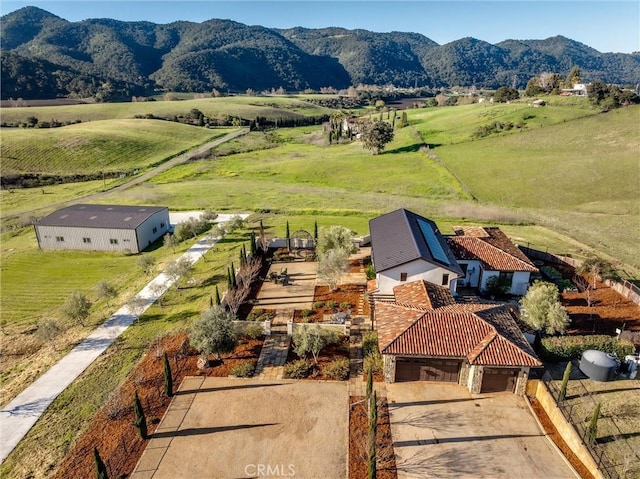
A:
579;349;618;382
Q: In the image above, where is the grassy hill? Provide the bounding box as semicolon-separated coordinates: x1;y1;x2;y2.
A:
1;119;232;176
0;96;334;125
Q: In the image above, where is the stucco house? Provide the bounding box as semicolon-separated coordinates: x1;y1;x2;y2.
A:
376;280;542;395
368;209;463;298
34;204;170;253
446;226;538;296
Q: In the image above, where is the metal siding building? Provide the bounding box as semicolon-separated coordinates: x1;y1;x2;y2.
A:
34;204;170;253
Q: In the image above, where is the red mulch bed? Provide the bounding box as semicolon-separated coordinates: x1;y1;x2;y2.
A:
286;336;350;380
529;398;595;479
561;278;640;335
349;396;397;479
52;333;263;479
294;284;370;322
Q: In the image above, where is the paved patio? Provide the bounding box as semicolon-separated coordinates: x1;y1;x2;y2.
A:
255;261;317;310
386;382;577;479
131;377;348;479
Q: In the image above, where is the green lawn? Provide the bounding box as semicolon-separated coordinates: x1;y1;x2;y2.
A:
1;120;232;176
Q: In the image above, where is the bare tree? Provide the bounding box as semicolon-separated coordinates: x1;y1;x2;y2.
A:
238;257;262;289
149;281;168;307
36;319;62;350
577;256;617;290
127;296;149;320
223;283;250;315
163;233;179;253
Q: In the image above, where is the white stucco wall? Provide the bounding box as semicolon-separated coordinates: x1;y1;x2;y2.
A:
377;259;459;295
456;260;482;288
480;270;531;295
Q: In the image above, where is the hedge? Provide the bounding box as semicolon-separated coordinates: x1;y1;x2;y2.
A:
541;335;635;360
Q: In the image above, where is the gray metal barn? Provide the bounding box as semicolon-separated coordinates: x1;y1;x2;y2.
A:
34;204;170;253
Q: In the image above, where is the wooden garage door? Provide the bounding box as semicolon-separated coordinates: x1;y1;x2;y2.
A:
481;368;518;393
396;358;461;382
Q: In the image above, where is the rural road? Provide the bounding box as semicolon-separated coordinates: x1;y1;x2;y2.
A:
0;213;248;464
1;127;249;221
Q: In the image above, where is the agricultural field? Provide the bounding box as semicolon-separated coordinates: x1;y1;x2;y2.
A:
1;120;233;176
0;95;335;125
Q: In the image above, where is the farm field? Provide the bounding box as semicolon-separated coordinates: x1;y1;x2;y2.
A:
0;95;335;125
1;119;233;176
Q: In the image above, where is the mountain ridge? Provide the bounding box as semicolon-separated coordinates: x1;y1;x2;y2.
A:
2;6;638;99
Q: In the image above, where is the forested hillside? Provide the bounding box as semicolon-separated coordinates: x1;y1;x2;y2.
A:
2;6;639;99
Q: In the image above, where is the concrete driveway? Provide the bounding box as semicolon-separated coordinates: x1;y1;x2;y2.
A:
131;377;347;479
386;382;577;479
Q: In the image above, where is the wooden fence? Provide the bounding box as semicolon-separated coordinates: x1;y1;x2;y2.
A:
518;246;640;306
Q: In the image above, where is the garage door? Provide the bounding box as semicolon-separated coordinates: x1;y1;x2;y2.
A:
481;368;518;393
396;358;461;382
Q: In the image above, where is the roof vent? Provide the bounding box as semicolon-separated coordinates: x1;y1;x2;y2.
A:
60;214;69;219
124;216;132;221
89;216;98;220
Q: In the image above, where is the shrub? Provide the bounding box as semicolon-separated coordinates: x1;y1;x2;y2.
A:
541;335;635;360
362;331;379;358
364;350;383;375
313;301;325;309
365;264;376;280
323;357;350;380
325;300;338;309
301;309;313;318
230;360;256;378
283;359;315;379
243;323;264;340
339;302;351;310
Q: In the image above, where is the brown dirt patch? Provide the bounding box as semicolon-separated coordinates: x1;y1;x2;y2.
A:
349;396;397;479
286;336;350;380
529;398;595;479
562;278;640;335
52;333;263;479
294;284;369;322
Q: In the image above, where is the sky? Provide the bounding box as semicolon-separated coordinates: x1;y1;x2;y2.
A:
2;0;639;53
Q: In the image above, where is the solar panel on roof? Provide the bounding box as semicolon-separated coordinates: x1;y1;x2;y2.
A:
417;218;450;265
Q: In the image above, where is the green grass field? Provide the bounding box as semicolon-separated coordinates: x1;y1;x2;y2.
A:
1;120;232;176
0;96;334;125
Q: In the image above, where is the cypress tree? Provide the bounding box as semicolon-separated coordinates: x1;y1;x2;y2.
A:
164;353;173;398
227;267;233;290
215;285;221;305
366;366;373;404
314;220;318;242
209;295;213;308
133;391;147;439
285;221;290;252
239;246;246;266
368;390;377;479
231;262;237;288
94;447;108;479
250;232;257;257
559;361;572;401
586;402;601;444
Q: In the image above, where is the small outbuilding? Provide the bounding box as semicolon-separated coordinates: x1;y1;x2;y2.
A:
34;204;170;253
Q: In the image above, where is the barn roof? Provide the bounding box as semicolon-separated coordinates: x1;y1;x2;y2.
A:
35;204;168;230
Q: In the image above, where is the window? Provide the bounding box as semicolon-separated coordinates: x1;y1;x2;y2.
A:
82;237;91;244
152;227;158;234
460;264;468;275
400;272;408;282
110;238;119;245
499;271;514;285
160;222;165;228
55;236;64;242
442;273;449;286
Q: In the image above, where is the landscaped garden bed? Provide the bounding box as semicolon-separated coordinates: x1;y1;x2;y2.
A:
349;396;397;478
52;332;263;478
293;284;368;322
284;332;350;380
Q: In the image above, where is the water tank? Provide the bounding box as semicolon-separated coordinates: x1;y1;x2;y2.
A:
579;350;618;382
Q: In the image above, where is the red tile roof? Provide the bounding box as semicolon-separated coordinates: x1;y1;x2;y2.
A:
393;281;456;309
446;227;538;273
375;280;541;368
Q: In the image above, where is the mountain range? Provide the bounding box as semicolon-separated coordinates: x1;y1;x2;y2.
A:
2;6;639;100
